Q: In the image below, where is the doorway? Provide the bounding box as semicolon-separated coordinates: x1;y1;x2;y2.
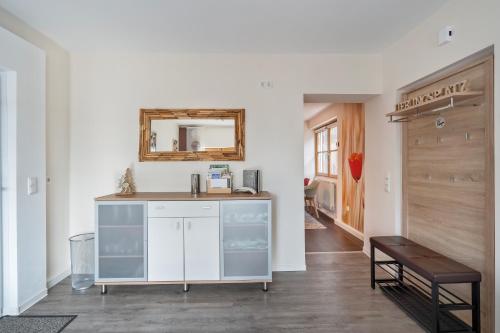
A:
303;98;367;254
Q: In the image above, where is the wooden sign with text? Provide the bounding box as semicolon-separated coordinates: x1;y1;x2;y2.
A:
395;79;468;112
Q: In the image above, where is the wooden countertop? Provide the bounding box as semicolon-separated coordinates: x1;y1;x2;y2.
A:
95;191;272;201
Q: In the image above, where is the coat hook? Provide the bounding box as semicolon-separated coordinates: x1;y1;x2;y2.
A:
449;175;456;183
437;136;442;144
465;131;470;141
469;174;480;182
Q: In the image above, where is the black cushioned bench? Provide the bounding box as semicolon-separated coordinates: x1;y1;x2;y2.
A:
370;236;481;333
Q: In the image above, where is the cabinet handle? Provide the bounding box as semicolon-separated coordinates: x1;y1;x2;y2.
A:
187;221;192;230
202;206;211;209
176;221;181;230
155;205;166;210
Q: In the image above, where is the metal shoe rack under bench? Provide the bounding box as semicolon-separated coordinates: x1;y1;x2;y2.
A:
370;236;481;333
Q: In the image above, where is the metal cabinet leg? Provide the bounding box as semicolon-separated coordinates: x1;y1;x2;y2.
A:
100;285;107;295
263;282;268;292
370;244;375;289
472;281;480;333
183;283;190;292
431;282;440;333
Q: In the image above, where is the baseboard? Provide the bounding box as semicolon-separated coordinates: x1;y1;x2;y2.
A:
334;219;364;241
363;245;371;257
272;263;307;272
317;207;336;220
3;306;19;316
47;269;71;289
18;288;47;314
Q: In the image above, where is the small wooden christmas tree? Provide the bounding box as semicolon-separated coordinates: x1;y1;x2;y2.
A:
117;168;136;196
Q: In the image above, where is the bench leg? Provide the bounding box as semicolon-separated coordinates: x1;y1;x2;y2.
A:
397;263;404;285
370;244;375;289
431;282;440;333
472;281;480;333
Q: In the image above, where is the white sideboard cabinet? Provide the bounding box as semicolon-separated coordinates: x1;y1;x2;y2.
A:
95;192;272;294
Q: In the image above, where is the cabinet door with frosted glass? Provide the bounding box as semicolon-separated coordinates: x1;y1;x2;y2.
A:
220;200;272;280
95;201;147;282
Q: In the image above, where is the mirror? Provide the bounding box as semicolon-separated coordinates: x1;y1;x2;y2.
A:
139;109;245;161
150;118;235;152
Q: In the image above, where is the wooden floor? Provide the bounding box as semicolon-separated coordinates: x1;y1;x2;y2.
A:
305;208;364;253
26;253;423;333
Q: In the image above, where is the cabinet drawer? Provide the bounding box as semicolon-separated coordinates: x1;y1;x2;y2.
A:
148;201;219;218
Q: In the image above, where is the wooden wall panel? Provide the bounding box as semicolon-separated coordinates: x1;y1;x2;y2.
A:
403;59;494;332
340;104;365;232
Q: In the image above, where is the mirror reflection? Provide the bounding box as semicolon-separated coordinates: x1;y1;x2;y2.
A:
150;118;235;152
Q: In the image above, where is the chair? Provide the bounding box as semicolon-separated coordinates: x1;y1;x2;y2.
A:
304;180;320;218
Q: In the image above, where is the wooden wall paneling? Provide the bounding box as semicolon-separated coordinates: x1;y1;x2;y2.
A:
340;103;365;232
403;58;494;332
483;57;495;333
402;118;409;237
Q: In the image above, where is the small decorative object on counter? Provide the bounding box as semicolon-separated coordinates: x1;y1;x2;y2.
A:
191;174;200;195
207;164;232;194
348;152;363;182
243;169;260;193
117;168;136;196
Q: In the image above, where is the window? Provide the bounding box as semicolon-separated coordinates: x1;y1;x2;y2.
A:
315;121;338;177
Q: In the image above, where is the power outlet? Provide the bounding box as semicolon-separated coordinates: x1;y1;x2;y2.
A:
259;80;274;89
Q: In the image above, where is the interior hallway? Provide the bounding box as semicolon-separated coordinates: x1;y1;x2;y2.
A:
305;208;363;253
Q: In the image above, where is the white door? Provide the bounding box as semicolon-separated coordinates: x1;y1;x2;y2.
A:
148;218;184;281
184;217;220;281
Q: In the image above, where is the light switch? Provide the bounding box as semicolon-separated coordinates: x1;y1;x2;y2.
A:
27;176;38;195
384;173;391;193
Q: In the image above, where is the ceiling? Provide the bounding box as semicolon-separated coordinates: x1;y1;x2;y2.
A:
304;103;331;121
303;94;379;120
0;0;447;53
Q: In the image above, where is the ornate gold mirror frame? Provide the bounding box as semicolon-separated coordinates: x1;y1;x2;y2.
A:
139;108;245;161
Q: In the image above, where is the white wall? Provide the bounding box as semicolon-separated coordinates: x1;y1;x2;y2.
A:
70;53;382;271
0;26;46;314
363;0;500;328
0;7;71;288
